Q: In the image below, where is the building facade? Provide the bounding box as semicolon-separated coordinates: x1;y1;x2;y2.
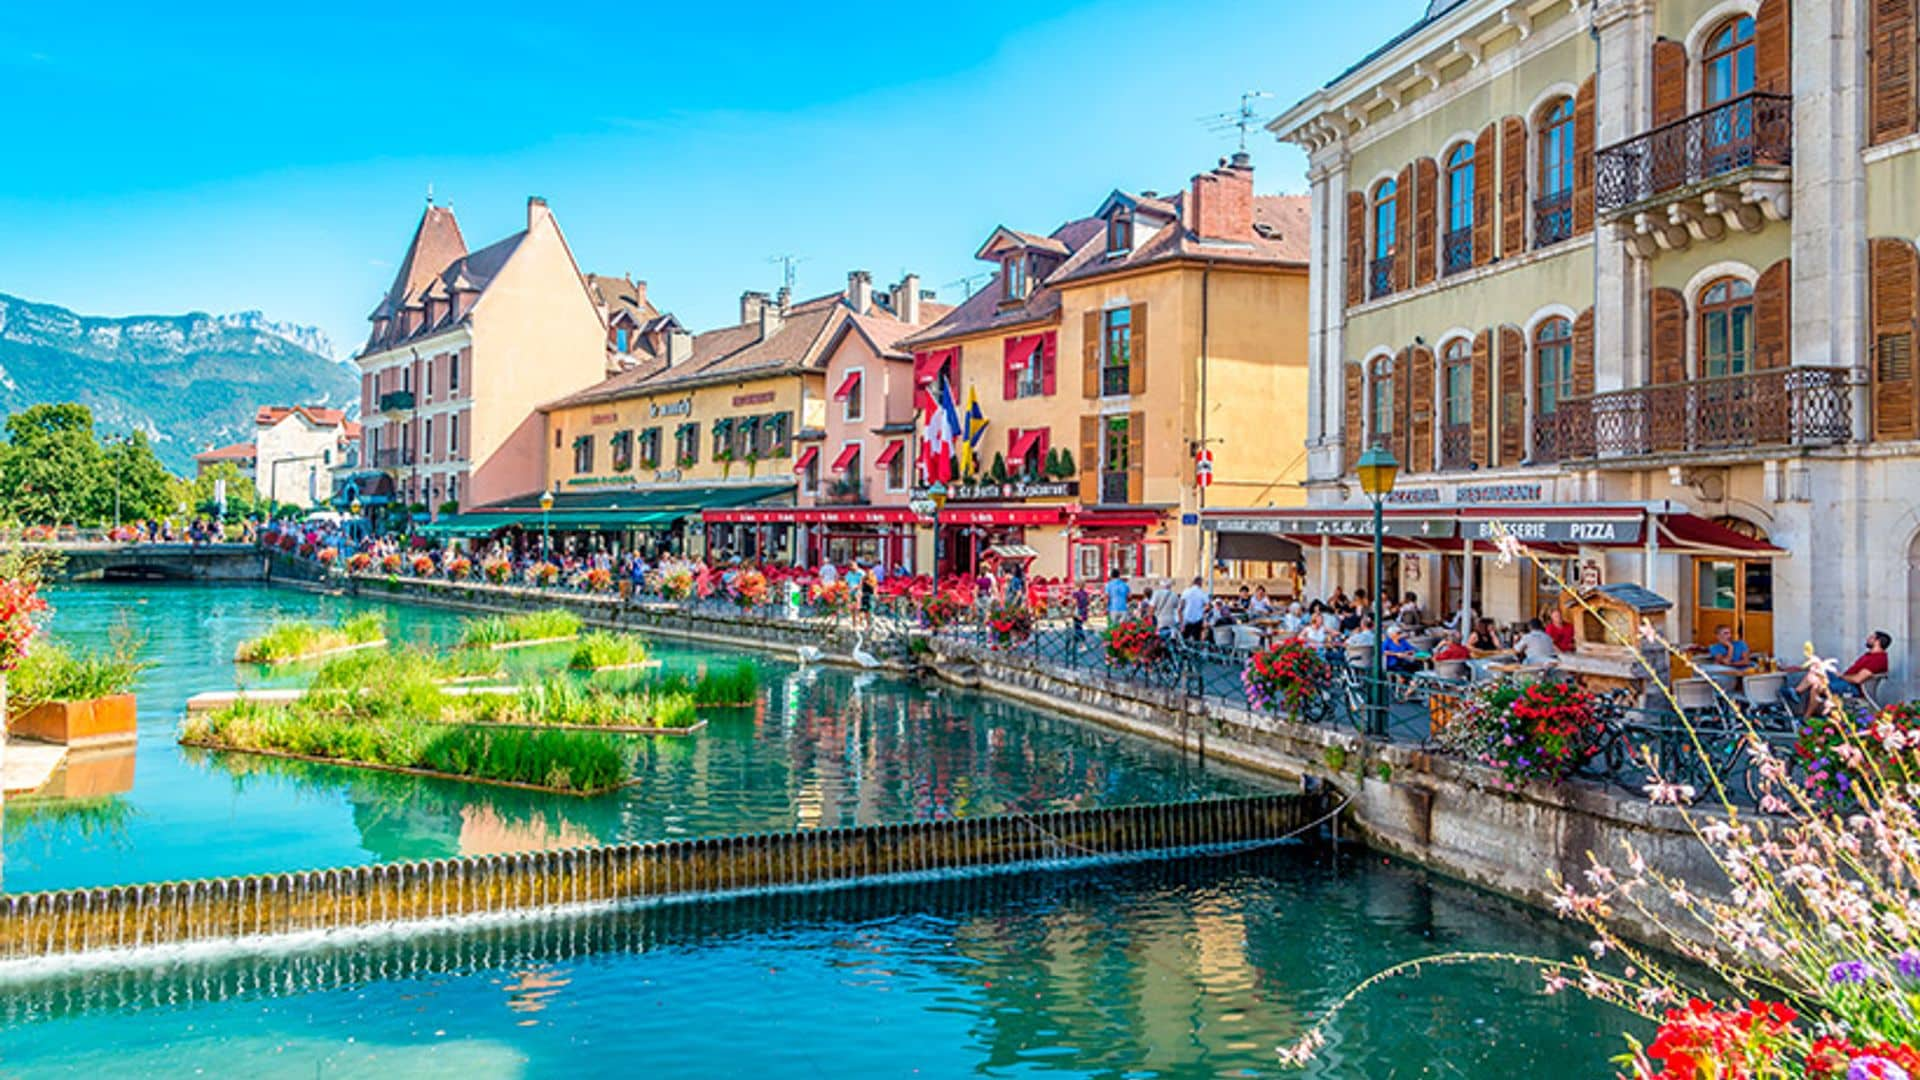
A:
904;156;1312;584
353;197;607;521
1260;0;1920;689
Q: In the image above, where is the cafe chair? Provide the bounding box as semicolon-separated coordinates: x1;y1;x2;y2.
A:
1343;644;1373;671
1672;677;1721;721
1212;624;1236;648
1739;672;1792;730
1231;624;1264;653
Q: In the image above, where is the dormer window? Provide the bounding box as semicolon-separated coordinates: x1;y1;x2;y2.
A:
1106;210;1133;256
1002;255;1029;301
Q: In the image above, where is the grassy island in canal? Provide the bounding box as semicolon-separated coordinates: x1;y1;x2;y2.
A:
234;611;385;665
458;608;582;650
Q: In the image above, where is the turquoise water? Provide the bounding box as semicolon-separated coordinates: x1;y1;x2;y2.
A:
8;584;1267;892
0;851;1639;1078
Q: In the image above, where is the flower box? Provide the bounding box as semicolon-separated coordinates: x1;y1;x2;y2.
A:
9;692;137;747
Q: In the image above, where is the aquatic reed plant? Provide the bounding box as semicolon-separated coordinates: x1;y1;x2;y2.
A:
567;631;651;671
458;608;583;648
466;675;699;730
654;661;761;707
235;611;385;664
9;624;149;711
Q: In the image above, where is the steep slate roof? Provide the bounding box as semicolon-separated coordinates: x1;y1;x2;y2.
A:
362;204;530;352
372;205;466;319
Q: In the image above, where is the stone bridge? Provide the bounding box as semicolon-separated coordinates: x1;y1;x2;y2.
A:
38;542;266;582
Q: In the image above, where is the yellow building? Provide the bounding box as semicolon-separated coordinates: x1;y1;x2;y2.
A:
902;155;1311;586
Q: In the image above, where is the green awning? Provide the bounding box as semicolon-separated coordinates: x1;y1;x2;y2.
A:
534;509;682;532
416;514;520;537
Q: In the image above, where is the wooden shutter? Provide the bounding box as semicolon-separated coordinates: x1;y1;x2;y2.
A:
1755;259;1792;370
1573;76;1596;236
1572;308;1595;397
1497;326;1525;465
1414;157;1438;286
1872;238;1920;440
1470;330;1492;466
1003;338;1021;400
1082;311;1101;396
1129;304;1148;395
1041;332;1058;395
1079;415;1101;495
1472;124;1496;267
1653;39;1688;126
1755;0;1791;94
1126;411;1146;503
1650;287;1688;384
1393;165;1413;292
1870;0;1916;146
1343;362;1364;471
1346;192;1367;306
1409;345;1435;472
1500;116;1527;257
1389;348;1410;470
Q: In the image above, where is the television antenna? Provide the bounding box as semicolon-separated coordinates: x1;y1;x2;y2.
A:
768;254;806;295
943;272;994;299
1200;90;1273;152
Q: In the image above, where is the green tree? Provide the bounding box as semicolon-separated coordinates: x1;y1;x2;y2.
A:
102;431;175;523
178;461;263;521
0;404;107;525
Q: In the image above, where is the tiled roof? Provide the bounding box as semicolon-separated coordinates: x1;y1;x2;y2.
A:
372;206;466;319
194;441;256;463
902;217;1103;348
256;406;353;429
586;273;659;323
1047;193;1311;287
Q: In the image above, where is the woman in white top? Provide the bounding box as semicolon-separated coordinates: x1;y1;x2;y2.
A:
1300;612;1334;648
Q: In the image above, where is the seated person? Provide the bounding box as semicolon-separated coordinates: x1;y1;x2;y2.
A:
1432;630;1473;664
1797;631;1892;715
1300;612;1335;649
1514;618;1560;665
1396;592;1422;627
1344;616;1377;649
1544;608;1578;653
1705;625;1755;670
1467;618;1505;653
1248;585;1275;618
1280;602;1305;634
1381;624;1419;673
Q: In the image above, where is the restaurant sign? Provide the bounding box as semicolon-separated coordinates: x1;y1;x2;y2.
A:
1462;517;1643;544
732;391;776;407
941;481;1076;502
1204;516;1457;538
650;398;693;419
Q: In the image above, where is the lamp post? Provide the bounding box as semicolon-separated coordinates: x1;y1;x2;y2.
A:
928;481;949;577
539;490;555;563
1355;442;1400;737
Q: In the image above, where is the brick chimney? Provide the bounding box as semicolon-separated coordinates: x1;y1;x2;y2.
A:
1189;154;1255;242
666;329;692;365
527;195;554;230
890;274;922;324
848;270;873;316
760;298;784;340
740;290;769;326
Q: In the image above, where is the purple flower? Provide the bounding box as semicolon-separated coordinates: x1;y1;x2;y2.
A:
1829;959;1877;985
1849;1058;1910;1080
1895;949;1920;980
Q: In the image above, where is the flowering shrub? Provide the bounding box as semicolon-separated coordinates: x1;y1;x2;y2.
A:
316;547;338;567
585;567;613;593
1104;615;1165;667
298;542;316;559
1794;700;1920;809
730;569;768;608
921;589;965;630
347;552;373;574
528;563;559;587
1443;678;1604;787
655;568;694;602
446;556;473;581
1242;640;1333;719
277;533;298;552
483;558;512;584
987;599;1034;647
810;579;853;617
1633;999;1800;1078
380;553;403;575
0;575;48;672
409;553;435;577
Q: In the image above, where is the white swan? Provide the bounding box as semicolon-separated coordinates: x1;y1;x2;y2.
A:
795;645;822;665
851;632;881;669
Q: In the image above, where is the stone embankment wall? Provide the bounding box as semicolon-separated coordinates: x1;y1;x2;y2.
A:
336;574;1727;947
0;796;1321;959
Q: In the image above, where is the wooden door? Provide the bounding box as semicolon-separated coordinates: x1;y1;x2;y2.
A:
1692;558;1774;655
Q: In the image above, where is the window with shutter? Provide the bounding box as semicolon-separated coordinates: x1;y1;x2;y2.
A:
1470;330;1493;466
1535;100;1576;248
1370;180;1398;300
1409;345;1435;472
1697;278;1756;378
1754;259;1791;369
1368;354;1395;457
1650;287;1689;385
1346;191;1367;306
1573;77;1596;236
1079;415;1100;496
1414;158;1438;286
1082;311;1101;397
1572;308;1595;397
1869;0;1916;146
1445;143;1476;276
1497;325;1525;465
1871;238;1920;440
1343;363;1364;471
1129;304;1148;395
1754;0;1790;94
1652;38;1689;125
1500;116;1528;257
1126;411;1146;504
1472;125;1497;268
1393;166;1414;292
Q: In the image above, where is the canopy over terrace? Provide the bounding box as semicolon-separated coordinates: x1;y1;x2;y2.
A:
1202;501;1784;626
420;483;795;539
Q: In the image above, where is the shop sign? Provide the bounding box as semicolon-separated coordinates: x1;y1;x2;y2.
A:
590;411;620;426
733;391;776;407
1204;516;1456;538
1456;482;1545;504
1384;486;1443;505
940;480;1076;502
1462;517;1642;544
653;468;683;484
650;398;693;418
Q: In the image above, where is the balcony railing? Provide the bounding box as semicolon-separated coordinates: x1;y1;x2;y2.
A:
1540;365;1855;461
377;390;415;413
1368;255;1395;300
1101;365;1131;396
1099;472;1131;504
1533;191;1573;249
372;448;414;469
1439;422;1474;471
1595;93;1793;214
819;481;868;506
1442;228;1473;276
1531;410;1562;463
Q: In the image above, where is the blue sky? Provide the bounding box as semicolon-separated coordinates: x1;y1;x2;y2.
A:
0;0;1420;357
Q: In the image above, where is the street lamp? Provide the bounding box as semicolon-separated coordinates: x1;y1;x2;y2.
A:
928;481;949;577
539;490;555;563
1355;442;1400;738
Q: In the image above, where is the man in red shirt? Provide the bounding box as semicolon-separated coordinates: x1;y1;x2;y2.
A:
1798;631;1893;717
1545;607;1577;653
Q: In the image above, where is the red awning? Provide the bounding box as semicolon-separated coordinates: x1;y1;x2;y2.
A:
832;371;862;401
1007;428;1044;460
1073;508;1162;529
705;507;916;525
1656;513;1786;556
791;446;819;473
829;444;861;471
874;439;904;467
937;505;1067;526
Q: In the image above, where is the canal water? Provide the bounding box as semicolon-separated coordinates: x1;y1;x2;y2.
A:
0;584;1643;1076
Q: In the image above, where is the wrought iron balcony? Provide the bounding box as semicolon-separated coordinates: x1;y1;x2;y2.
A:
1595;93;1792;218
372;448;414;469
377;390;415;413
1101;365;1131;396
1442;228;1473;276
1540;365;1855;462
1533;191;1573;249
818;481;868;506
1439;422;1474;471
1368;255;1395;300
1099;472;1131;504
1531;410;1562;463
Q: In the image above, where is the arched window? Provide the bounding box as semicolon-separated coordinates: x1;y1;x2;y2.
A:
1371;180;1397;299
1440;338;1474;469
1369;354;1396;443
1703;16;1756;107
1698;277;1755;378
1534;318;1575;416
1444;144;1475;275
1535;98;1576;248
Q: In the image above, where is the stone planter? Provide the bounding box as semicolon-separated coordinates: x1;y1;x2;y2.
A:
10;693;137;747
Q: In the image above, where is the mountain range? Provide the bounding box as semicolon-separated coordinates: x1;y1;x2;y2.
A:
0;292;359;474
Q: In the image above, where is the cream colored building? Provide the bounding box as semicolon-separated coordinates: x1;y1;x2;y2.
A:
1246;0;1920;691
253;407;359;508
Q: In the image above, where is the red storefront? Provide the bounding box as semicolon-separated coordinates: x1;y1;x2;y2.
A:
1067;508;1170;582
934;505;1068;577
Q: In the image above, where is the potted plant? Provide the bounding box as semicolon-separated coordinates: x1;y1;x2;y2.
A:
987;599;1035;648
1241;640;1334;721
1441;678;1605;788
716;446;735;478
9;631;145;747
1103;614;1165;667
